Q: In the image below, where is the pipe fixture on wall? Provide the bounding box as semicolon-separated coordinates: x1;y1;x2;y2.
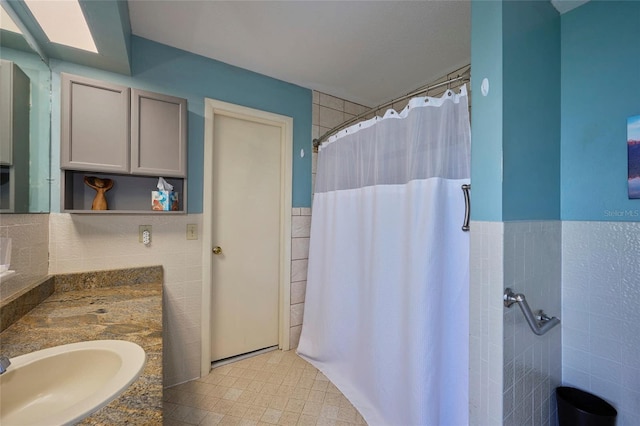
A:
503;288;560;336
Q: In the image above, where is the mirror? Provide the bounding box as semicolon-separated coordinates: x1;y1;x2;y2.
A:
0;4;51;213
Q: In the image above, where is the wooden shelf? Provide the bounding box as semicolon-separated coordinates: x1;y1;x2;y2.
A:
61;171;186;214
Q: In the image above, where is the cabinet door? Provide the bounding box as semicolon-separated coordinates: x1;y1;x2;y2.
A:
61;73;130;173
131;89;187;177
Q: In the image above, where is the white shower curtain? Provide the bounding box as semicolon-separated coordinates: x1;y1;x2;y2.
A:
297;86;471;426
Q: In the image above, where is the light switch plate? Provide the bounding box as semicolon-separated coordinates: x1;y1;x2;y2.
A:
186;224;198;240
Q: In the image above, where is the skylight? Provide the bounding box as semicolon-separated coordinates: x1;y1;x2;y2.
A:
24;0;98;53
0;4;23;34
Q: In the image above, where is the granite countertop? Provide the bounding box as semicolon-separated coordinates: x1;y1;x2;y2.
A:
0;267;163;425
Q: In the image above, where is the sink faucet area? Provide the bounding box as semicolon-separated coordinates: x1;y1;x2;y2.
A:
0;355;10;374
0;340;146;425
0;266;163;425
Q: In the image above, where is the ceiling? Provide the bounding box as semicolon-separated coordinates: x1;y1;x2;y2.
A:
128;1;472;107
5;1;587;108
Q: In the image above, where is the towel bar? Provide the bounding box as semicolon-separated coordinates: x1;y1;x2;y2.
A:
461;184;470;232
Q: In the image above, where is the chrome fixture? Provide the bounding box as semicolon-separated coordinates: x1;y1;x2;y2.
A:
0;355;11;374
503;288;560;336
461;184;470;232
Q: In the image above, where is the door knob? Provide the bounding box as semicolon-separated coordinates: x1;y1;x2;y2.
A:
212;246;222;255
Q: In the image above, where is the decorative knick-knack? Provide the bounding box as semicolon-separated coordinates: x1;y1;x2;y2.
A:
84;176;114;210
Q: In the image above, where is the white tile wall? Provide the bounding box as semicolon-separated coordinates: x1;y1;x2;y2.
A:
469;221;504;426
49;213;203;386
470;221;562;426
0;214;49;301
562;221;640;426
289;208;311;348
503;221;562;426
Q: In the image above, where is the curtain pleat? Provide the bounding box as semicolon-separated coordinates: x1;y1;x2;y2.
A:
298;86;470;426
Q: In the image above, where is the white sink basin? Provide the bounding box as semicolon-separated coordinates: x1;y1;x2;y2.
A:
0;340;146;426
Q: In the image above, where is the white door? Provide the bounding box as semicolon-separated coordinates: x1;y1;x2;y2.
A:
210;112;283;362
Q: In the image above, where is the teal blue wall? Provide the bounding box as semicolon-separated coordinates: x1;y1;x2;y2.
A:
561;1;640;221
50;36;312;213
471;0;503;221
471;1;560;221
503;1;560;221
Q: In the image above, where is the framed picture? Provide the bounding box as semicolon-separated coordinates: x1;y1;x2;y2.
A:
628;115;640;199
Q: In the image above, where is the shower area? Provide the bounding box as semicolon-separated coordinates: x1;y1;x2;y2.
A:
297;66;472;425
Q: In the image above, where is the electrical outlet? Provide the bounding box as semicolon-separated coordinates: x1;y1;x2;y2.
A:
186;224;198;240
139;225;152;243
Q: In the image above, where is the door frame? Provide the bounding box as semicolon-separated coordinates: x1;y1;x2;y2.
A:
201;98;293;377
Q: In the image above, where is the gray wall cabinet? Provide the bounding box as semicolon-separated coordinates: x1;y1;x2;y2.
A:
0;60;30;212
60;73;188;213
131;88;187;177
61;74;130;173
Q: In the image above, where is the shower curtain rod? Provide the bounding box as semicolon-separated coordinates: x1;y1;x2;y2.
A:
313;65;471;150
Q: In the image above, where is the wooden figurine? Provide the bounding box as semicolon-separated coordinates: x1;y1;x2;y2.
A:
84;176;114;210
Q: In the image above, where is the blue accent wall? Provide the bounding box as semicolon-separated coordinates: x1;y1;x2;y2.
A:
471;0;503;221
561;1;640;221
502;1;560;221
50;36;312;213
471;1;560;221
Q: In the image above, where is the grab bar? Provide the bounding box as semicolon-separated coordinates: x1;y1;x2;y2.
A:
503;288;560;336
461;184;470;232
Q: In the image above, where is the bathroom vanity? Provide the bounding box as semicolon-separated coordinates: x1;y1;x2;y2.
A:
0;266;163;425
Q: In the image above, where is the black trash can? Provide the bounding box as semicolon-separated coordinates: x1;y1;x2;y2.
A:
556;386;617;426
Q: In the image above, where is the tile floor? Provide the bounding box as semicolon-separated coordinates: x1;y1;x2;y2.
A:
163;350;367;426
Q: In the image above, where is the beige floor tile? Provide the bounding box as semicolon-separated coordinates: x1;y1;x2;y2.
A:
290;387;310;401
234;377;253;389
297;377;315;389
311;380;329;392
219;415;243;426
243;406;267;421
316;418;337;426
200;412;225;426
261;408;283;424
237;389;258;404
320;404;339;420
269;395;289;410
242;369;259;379
253;394;274;408
228;402;251;418
301;401;322;417
276;385;294;397
220;376;239;387
163;418;193;426
323;394;342;406
213;399;236;415
210;385;232;399
228;367;246;378
167;351;367;426
192;396;220;411
261;383;280;395
336;406;356;422
223;388;244;401
170;404;209;424
315;372;329;382
248;380;266;393
284;398;305;414
296;414;318;426
277;411;300;426
307;390;325;403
